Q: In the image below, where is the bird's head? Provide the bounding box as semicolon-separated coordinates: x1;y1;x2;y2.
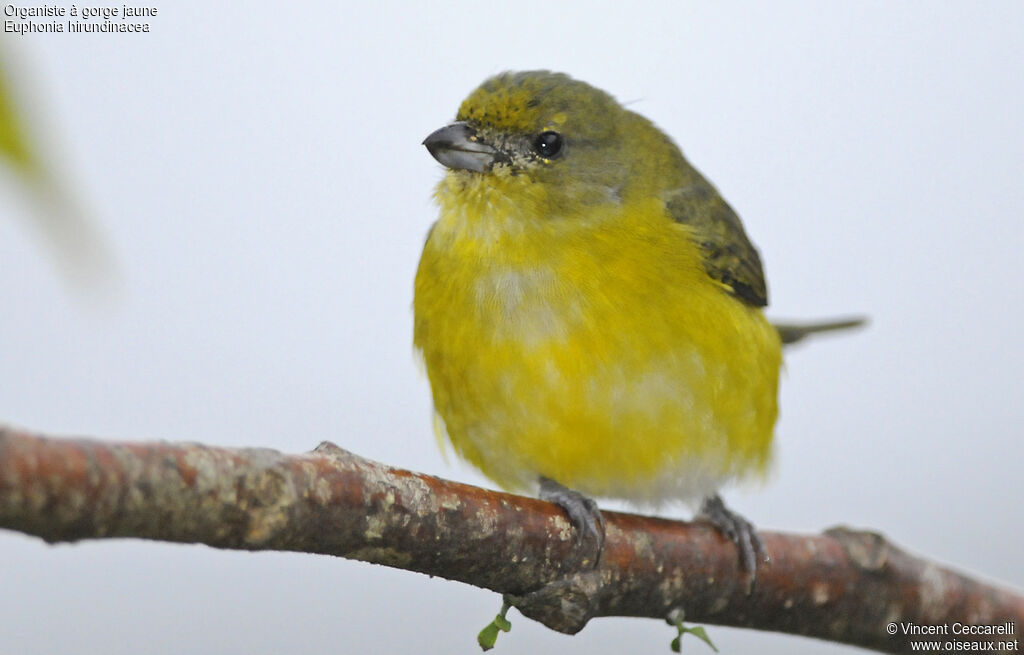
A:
424;71;687;217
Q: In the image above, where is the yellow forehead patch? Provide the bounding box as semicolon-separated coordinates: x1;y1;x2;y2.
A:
453;71;620;137
457;82;545;133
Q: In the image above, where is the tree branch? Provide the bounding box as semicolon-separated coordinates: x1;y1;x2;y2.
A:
1;425;1020;653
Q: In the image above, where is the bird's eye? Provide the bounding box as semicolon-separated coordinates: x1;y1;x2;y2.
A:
533;131;564;159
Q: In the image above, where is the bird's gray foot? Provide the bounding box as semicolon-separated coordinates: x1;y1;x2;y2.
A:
504;478;606;634
539;476;605;567
699;494;768;591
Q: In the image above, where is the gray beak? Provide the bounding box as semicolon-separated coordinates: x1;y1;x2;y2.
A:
423;122;504;173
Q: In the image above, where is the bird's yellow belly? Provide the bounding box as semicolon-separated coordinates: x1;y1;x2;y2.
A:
414;184;781;506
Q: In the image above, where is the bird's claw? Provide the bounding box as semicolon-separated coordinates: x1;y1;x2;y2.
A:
539;476;605;568
699;494;768;592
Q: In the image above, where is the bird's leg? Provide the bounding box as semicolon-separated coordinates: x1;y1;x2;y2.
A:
503;477;606;635
539;476;605;568
698;494;768;591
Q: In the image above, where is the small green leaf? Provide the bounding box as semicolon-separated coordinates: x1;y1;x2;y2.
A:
668;609;718;653
683;625;718;653
494;614;512;632
476;599;512;651
670;635;682;652
477;623;500;651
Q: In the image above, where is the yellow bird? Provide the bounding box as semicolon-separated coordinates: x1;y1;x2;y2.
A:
415;70;858;573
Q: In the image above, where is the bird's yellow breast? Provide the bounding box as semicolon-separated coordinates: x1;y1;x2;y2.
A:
414;171;781;505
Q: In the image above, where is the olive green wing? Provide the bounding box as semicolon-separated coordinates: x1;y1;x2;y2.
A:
665;180;768;307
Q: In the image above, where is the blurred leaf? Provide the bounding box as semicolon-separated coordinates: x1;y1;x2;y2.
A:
0;54;40;178
0;48;119;301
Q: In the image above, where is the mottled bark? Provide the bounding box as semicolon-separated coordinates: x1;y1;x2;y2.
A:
1;426;1020;653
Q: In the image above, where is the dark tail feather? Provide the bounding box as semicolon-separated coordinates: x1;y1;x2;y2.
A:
773;317;868;346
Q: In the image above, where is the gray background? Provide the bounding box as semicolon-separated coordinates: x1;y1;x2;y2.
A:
1;2;1021;653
